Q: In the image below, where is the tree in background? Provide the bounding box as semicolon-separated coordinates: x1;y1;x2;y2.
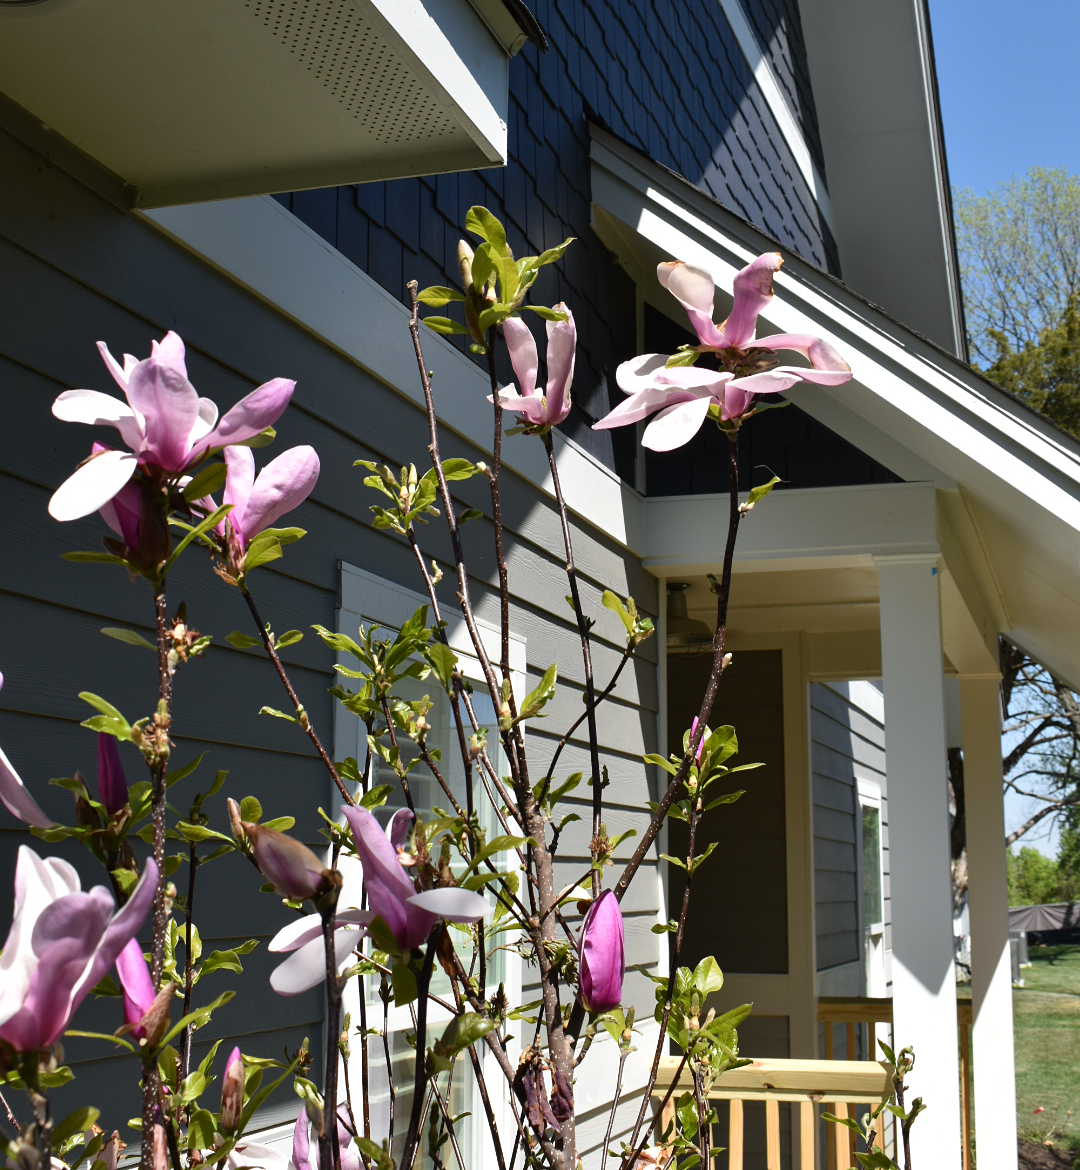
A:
950;168;1080;895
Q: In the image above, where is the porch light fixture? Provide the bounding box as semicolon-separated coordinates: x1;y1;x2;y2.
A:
666;583;714;655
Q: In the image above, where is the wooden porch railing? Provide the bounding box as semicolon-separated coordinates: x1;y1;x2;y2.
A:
818;997;974;1170
652;1055;891;1170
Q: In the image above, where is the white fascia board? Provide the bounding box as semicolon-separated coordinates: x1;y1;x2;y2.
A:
714;0;835;234
644;481;939;573
142;196;643;553
369;0;508;164
589;129;1080;539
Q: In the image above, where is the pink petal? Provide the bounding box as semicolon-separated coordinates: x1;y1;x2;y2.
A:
407;888;488;922
541;304;576;425
641;395;715;451
342;805;418;946
720;385;753;420
96;342;139;392
193;378;296;456
79;857;159;999
655;367;732;391
52;389;144;453
658;263;726;348
150;332;189;380
0;744;51;829
222;445;256;538
496;387;546;427
115;937;155;1031
753;333;852;381
49;449;139;522
239;446;320;542
501;317;538;399
387;809;414;853
124;353;201;472
726;370;805;397
722;253;782;349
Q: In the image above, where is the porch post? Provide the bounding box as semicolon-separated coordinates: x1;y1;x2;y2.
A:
875;554;963;1167
962;675;1018;1170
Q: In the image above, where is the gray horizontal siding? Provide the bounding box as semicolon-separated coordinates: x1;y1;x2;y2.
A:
0;124;661;1134
811;681;889;978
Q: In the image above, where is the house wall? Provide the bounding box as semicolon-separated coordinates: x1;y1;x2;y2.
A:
811;680;891;1055
0;121;661;1154
274;0;838;483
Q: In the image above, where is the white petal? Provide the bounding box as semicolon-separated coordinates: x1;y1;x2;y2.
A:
52;390;144;451
268;913;322;955
641;396;714;452
270;931;357;996
48;451;138;522
615;354;670;395
189;397;220;443
407;887;489;922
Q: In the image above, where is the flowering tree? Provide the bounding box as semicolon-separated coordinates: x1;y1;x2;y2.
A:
0;210;854;1170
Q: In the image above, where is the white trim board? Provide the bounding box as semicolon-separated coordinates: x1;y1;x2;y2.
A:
714;0;835;232
142;196;644;552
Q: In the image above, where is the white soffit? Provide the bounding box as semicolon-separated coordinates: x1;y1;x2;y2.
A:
0;0;516;207
589;125;1080;690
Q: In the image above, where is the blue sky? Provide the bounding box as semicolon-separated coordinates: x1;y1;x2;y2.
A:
929;0;1080;196
928;1;1080;857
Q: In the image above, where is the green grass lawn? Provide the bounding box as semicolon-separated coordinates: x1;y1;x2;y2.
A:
1013;943;1080;1150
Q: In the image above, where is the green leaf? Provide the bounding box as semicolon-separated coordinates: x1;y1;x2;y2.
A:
275;630;304;649
168;751;208;786
262;816;295;832
53;1107;100;1147
601;591;633;634
165;504;232;573
62;551;129;565
643;753;678;775
259;706;298;723
186;1109;217;1150
183;462;228;503
240;796;262;823
422;316;470;337
101;627;157;651
243;534;282;574
236;426;277;449
392;962;418;1007
424;643;458;692
458;507;484;525
703;790;745;811
78;693;131;739
742;475;780;513
160;991;235;1048
434;1012;495;1060
535;237;575;268
64;1030;138;1054
519;663;557;720
175;823;234;845
465;206;508;253
226;631;263;649
238;1055;301;1134
417;286;465;307
520;305;569;321
464;834;530;875
666;347;700;368
440;458;477;481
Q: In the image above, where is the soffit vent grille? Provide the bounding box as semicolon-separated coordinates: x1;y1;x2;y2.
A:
244;0;453;143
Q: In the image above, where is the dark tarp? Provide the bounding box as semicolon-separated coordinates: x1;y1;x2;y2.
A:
1008;902;1080;932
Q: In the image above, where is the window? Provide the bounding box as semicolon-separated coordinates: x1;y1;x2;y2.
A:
334;563;526;1169
856;779;886;998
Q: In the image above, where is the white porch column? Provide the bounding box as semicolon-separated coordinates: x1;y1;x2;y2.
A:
962;675;1018;1170
876;555;963;1167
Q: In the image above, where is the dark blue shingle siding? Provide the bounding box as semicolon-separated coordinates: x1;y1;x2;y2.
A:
277;0;835;480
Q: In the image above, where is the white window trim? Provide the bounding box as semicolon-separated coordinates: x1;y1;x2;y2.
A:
856;778;885;935
333;560;526;1169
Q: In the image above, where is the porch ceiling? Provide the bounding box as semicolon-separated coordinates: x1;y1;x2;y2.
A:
591;125;1080;691
0;0;528;207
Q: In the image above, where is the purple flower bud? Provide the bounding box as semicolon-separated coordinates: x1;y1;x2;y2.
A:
219;1046;244;1133
243;821;331;902
97;733;129;816
292;1105;359;1170
115;937;155;1038
578;889;625;1014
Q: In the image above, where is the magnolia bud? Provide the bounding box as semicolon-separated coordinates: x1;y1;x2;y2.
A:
227;798;246;847
457;240;474;289
219;1046;244;1133
152;1123;168;1170
139;982;177;1049
97;734;129;816
243;821;332;901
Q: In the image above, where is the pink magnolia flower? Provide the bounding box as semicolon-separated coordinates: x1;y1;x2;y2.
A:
217;444;320;553
492;305;576;431
0;847;157;1052
115;937;155;1039
593;255;851;451
0;672;51;830
49;332;295;523
578;889;624;1014
292;1106;360;1170
268;809;486;995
